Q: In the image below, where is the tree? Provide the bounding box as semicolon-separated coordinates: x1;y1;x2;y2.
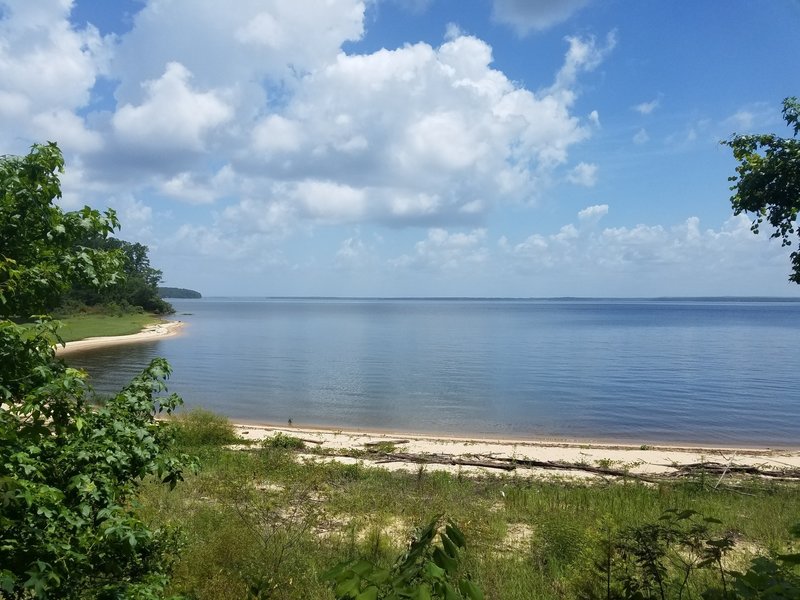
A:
62;237;174;314
0;143;190;598
723;97;800;283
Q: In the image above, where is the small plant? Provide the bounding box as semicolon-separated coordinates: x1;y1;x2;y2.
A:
172;408;238;447
264;432;306;450
325;515;483;599
366;441;398;454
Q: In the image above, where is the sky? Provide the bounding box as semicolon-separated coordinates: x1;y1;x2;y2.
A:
1;0;799;297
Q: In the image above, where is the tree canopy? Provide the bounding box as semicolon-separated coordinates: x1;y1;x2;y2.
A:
723;97;800;283
0;143;189;598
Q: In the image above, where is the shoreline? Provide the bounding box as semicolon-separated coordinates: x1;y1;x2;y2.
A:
228;418;800;453
231;422;800;480
56;320;185;355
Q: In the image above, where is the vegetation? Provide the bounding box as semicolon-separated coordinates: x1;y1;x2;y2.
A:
142;415;800;600
55;311;162;342
61;237;174;315
724;97;800;283
158;286;202;299
0;143;190;598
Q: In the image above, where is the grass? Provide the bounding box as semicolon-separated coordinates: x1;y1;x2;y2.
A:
55;312;161;342
135;413;800;599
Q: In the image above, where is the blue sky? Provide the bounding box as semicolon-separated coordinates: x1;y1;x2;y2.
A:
2;0;799;296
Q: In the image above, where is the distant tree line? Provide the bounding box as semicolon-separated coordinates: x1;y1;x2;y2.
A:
158;286;202;299
59;237;175;315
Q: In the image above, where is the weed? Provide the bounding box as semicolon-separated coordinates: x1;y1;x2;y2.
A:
263;432;306;450
172;408;238;447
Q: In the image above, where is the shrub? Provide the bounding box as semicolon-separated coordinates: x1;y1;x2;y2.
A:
263;432;306;450
172;408;238;448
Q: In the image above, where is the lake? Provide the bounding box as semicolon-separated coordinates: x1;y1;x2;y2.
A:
66;298;800;446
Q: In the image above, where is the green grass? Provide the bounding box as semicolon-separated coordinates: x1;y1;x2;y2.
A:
55;312;161;342
135;414;800;599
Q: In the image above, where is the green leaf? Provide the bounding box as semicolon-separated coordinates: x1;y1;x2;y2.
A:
432;547;459;575
445;522;466;549
458;579;484;600
356;586;379;600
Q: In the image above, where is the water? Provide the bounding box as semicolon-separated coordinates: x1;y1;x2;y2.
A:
65;298;800;446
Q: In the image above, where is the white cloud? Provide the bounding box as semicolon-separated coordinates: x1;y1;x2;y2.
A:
633;98;660;115
567;162;598;187
227;32;610;227
112;62;233;152
492;0;591;35
549;32;616;98
392;228;488;271
577;203;608;221
110;0;366;104
633;128;649;144
0;0;110;154
501;209;790;293
159;165;236;204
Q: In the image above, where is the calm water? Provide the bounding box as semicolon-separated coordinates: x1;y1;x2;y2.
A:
66;298;800;446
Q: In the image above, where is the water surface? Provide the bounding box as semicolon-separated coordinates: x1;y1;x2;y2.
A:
66;298;800;446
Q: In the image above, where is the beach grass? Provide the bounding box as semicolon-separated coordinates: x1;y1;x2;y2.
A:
135;414;800;599
54;312;161;342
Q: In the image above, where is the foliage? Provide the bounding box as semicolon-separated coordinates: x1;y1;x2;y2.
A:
0;142;123;316
63;238;174;314
263;432;306;450
326;515;484;600
172;408;238;448
158;287;202;299
723;97;800;283
589;509;800;600
0;143;190;598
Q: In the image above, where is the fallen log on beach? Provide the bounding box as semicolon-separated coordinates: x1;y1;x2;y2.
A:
375;452;515;471
332;451;800;482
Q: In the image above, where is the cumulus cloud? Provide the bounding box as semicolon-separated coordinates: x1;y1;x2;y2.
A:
567;162;598;187
500;206;788;292
0;0;110;154
392;228;488;271
492;0;592;35
633;97;660;115
227;31;611;227
577;203;608;222
2;0;613;237
112;62;233;152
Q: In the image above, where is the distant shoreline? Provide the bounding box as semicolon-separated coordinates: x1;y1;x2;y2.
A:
56;320;185;355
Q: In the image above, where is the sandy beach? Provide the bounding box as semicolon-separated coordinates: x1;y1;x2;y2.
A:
56;320;185;356
233;423;800;481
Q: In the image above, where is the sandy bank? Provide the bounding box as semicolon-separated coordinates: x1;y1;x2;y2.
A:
56;320;185;356
232;423;800;481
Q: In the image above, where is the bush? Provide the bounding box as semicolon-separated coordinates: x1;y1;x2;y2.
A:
172;408;238;448
263;432;306;450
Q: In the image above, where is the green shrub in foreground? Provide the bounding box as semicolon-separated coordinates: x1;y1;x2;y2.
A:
172;408;239;448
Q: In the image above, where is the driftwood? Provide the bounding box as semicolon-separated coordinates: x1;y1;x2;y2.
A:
376;452;515;471
364;439;410;447
332;450;800;482
663;462;800;480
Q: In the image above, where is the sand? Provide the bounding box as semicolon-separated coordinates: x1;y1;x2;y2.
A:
233;423;800;481
56;320;185;355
